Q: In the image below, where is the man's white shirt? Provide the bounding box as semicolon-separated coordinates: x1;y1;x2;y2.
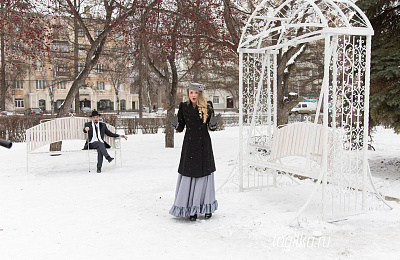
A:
90;122;104;143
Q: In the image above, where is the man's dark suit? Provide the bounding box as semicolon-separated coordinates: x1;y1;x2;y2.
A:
83;122;119;170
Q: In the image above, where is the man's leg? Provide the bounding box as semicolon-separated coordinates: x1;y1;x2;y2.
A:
97;149;103;170
90;142;111;171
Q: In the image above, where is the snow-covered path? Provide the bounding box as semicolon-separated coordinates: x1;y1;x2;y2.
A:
0;126;399;259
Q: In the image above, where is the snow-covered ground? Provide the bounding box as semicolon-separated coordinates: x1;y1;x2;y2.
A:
0;126;399;259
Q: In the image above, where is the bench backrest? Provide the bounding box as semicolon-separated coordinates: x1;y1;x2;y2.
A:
270;122;325;163
26;117;117;153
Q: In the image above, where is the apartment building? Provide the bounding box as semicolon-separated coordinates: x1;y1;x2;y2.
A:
7;14;138;114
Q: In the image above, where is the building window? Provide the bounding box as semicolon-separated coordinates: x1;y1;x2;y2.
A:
39;99;46;111
78;28;84;37
15;98;24;108
58;81;66;90
35;61;44;71
120;100;126;111
98;99;113;111
13;24;21;33
15;80;24;89
117;82;123;91
226;97;234;108
96;63;104;73
56;100;64;109
36;80;45;90
78;63;85;72
51;41;69;52
114;31;123;41
52;27;66;36
56;64;68;72
95;28;103;37
78;46;85;55
12;42;22;50
213;96;220;104
97;81;105;91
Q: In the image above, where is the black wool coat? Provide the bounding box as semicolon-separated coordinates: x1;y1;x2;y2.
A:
176;100;217;178
83;121;119;150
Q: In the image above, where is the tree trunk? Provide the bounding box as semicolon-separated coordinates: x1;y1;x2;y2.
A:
0;4;6;111
138;83;143;118
74;8;80;114
116;90;120;115
275;43;305;126
74;91;79;113
47;83;55;115
137;57;144;118
165;57;178;148
146;82;151;112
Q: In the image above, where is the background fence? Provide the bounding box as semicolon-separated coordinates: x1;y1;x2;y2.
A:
0;114;239;143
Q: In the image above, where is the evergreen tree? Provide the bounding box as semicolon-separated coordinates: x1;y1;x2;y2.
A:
357;0;400;132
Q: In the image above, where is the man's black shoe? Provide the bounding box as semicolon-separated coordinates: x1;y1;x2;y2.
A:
97;168;101;173
106;156;114;163
205;213;212;219
189;215;197;221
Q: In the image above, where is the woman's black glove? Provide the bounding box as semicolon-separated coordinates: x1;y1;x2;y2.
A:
167;112;178;128
209;113;221;126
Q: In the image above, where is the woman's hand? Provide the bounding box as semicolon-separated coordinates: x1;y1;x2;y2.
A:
167;112;178;128
209;113;221;126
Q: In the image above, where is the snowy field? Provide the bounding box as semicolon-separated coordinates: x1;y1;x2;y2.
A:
0;126;399;259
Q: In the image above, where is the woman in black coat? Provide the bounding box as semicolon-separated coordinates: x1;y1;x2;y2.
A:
168;82;221;221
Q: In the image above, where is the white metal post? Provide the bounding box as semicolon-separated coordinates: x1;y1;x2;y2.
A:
362;35;372;211
322;35;332;221
273;53;277;129
238;51;244;192
331;36;338;128
26;130;30;173
267;53;272;145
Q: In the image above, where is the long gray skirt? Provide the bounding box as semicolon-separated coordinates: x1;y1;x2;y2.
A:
169;173;218;217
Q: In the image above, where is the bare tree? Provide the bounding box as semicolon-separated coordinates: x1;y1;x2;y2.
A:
129;0;242;147
0;0;48;110
47;0;157;117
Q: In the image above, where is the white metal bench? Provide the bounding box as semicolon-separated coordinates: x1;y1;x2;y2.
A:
246;122;391;224
247;122;329;223
26;116;122;172
248;122;328;181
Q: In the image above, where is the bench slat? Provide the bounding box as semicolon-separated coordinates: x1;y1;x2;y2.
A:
270;123;325;162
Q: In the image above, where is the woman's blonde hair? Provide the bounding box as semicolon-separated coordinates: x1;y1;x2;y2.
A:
186;88;209;123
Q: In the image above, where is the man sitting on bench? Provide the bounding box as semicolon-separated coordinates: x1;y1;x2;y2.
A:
83;110;127;173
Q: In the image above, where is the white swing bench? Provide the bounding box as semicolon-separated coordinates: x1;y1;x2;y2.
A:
247;122;391;223
247;122;340;223
248;122;327;182
26;116;122;172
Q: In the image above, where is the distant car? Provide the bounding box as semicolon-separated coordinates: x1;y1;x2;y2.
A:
25;108;44;115
1;111;7;116
68;108;74;114
81;107;92;113
289;102;317;115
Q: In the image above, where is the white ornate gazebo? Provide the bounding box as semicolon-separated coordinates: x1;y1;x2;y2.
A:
236;0;390;223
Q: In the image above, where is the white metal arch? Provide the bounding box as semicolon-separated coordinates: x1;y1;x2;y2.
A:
238;0;374;52
236;0;390;224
